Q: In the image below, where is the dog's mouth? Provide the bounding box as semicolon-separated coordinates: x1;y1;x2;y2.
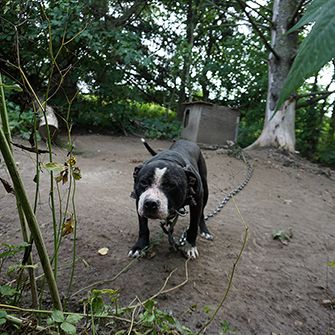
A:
142;210;168;220
141;205;173;220
143;212;159;220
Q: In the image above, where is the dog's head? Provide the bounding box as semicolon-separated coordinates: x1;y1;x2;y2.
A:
132;161;197;220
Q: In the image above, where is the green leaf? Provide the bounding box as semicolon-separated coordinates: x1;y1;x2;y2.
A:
327;261;335;267
60;321;77;335
0;310;7;318
0;285;17;297
0;310;7;325
90;295;105;315
145;313;155;324
0;83;22;92
47;317;55;326
287;0;330;33
66;314;83;324
0;242;30;259
203;305;211;314
42;162;65;173
51;310;65;323
143;299;155;312
277;0;335;108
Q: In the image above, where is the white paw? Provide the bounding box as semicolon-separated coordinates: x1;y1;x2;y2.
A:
200;232;213;241
128;249;141;258
186;246;199;259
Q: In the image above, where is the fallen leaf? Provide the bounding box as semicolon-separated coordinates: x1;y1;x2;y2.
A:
321;299;335;308
272;228;293;244
98;247;109;256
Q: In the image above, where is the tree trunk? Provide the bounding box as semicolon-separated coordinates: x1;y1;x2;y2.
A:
247;0;299;152
176;0;195;120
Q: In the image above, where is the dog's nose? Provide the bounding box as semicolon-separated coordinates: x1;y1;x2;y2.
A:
144;200;160;211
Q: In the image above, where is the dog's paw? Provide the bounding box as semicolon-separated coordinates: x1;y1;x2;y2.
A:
200;231;214;241
128;238;149;258
186;246;199;259
180;243;199;259
128;248;143;258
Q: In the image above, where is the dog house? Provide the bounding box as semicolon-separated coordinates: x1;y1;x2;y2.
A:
181;101;240;145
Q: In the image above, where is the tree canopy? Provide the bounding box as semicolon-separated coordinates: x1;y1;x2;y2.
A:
0;0;334;165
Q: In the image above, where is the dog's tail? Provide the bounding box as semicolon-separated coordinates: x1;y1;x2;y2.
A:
141;138;157;156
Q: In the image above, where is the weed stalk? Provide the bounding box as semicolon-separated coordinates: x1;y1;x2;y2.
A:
0;73;38;308
0;88;62;310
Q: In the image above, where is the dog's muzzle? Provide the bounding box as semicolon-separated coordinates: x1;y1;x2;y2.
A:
138;188;169;220
142;199;161;219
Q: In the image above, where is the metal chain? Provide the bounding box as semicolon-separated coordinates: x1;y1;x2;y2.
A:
204;146;253;221
161;145;253;250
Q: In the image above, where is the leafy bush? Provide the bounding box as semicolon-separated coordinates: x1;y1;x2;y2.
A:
237;107;264;148
6;101;35;140
316;140;335;165
72;95;181;139
137;117;181;139
72;95;133;130
133;101;176;121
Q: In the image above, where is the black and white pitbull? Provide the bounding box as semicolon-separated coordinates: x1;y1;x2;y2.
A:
129;139;212;259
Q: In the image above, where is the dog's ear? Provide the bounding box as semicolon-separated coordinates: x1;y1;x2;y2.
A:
133;164;143;181
130;165;143;199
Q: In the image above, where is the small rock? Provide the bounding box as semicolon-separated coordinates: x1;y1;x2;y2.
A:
294;320;303;327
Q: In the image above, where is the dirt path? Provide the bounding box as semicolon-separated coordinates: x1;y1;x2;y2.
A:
1;134;334;334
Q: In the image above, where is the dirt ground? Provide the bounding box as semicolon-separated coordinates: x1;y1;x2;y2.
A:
1;134;335;334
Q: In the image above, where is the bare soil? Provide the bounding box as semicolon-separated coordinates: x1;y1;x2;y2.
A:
1;134;335;334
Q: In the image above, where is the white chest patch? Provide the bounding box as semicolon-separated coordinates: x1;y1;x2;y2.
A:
138;167;169;219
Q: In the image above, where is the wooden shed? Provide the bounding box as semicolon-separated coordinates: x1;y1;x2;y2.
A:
180;101;240;145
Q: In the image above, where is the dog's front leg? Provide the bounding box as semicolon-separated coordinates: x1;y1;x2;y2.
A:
181;201;203;259
128;214;149;257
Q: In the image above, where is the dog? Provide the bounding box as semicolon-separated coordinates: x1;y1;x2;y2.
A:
129;139;212;259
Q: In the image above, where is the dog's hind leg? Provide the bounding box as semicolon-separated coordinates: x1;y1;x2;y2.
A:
197;153;213;240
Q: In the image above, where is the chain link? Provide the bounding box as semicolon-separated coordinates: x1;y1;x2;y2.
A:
204;146;253;221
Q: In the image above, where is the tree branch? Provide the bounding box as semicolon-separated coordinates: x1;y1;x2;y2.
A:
243;1;272;24
288;0;307;29
106;0;148;28
296;90;335;108
234;0;280;59
297;90;335;100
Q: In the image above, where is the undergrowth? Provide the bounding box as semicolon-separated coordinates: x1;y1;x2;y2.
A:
0;249;238;335
6;101;35;140
71;95;181;139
